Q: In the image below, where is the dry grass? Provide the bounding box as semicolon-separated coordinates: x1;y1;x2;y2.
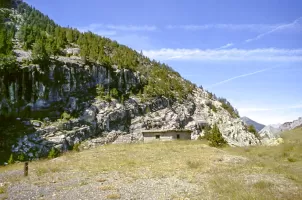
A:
0;185;6;194
99;185;116;191
1;128;302;199
97;178;107;182
106;193;121;199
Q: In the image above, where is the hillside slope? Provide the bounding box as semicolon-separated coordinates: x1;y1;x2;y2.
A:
0;1;260;163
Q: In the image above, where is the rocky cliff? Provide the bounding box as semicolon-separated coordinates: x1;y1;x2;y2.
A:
10;81;260;160
0;59;142;117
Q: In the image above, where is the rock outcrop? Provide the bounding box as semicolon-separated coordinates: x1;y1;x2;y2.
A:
10;83;260;159
259;117;302;144
279;117;302;132
0;61;143;116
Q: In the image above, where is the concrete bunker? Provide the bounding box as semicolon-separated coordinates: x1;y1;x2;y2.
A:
142;129;192;142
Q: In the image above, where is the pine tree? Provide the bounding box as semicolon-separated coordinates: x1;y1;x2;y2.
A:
247;125;257;134
66;29;73;43
208;124;227;147
32;38;49;61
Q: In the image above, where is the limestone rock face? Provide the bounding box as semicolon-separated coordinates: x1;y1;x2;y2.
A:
5;60;262;158
259;126;281;139
11;87;261;158
279;117;302;132
0;61;142;116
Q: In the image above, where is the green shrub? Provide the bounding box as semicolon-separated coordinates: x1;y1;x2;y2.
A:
211;105;217;113
8;154;14;164
104;94;111;102
145;106;151;113
0;185;6;194
110;88;119;99
96;84;105;99
287;157;297;162
247;125;260;138
48;147;60;159
73;143;81;152
204;124;227;147
17;152;26;161
247;125;257;134
61;111;71;121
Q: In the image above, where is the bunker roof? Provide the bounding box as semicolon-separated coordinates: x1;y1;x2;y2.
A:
142;129;192;134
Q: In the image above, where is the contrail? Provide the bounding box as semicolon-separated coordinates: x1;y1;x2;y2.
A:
245;16;302;43
208;66;279;88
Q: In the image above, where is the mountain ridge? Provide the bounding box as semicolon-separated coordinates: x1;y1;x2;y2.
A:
240;116;265;132
259;117;302;140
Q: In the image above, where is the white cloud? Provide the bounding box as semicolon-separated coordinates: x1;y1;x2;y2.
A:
239;104;302;112
142;48;302;62
217;43;234;49
166;24;284;32
245;17;302;43
93;30;117;36
238;105;302;125
78;24;157;33
104;25;157;31
111;34;155;50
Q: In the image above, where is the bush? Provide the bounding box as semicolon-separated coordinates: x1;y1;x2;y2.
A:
288;157;297;162
247;125;260;138
104;94;111;102
17;152;26;161
247;125;256;134
8;154;14;164
48;147;60;159
110;88;119;99
204;124;227;147
211;105;217;113
73;143;81;152
61;111;71;121
96;84;105;98
145;106;151;113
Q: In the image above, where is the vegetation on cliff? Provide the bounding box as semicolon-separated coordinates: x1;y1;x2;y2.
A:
7;1;194;101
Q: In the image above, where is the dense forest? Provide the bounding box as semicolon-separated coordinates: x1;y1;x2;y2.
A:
0;0;16;68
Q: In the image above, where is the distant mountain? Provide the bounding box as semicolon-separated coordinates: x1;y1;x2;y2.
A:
259;125;281;139
240;117;265;132
279;117;302;132
259;117;302;139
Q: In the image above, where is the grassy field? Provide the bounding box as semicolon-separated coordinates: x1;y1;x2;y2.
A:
0;128;301;199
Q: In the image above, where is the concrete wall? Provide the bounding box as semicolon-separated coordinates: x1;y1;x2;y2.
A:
143;131;191;142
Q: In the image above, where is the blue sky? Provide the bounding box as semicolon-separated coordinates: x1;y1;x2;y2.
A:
25;0;302;125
